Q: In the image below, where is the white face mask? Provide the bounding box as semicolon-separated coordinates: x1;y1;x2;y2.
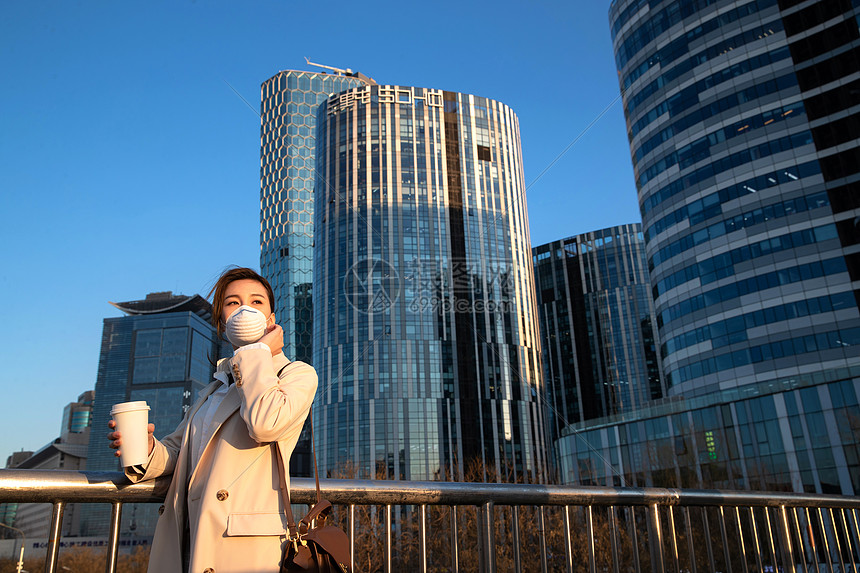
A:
224;305;268;347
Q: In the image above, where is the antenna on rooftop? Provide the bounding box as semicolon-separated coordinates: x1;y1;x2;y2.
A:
305;57;353;76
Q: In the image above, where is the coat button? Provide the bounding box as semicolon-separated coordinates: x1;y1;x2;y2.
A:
158;505;165;515
216;489;229;501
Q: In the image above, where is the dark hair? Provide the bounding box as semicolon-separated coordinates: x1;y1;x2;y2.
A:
208;267;275;336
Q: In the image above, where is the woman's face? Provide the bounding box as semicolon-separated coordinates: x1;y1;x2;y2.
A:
221;279;274;325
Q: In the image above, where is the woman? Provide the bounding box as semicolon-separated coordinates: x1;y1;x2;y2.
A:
107;267;317;573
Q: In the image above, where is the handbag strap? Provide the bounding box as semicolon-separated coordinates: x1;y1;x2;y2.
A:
274;406;322;539
309;407;321;503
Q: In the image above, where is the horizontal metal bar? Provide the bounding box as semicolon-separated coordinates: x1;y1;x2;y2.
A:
2;469;860;510
0;469;170;503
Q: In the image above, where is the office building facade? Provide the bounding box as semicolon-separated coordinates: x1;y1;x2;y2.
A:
614;0;859;395
553;0;860;493
313;85;547;482
533;225;663;445
80;292;223;537
260;69;373;364
558;376;860;492
61;390;94;442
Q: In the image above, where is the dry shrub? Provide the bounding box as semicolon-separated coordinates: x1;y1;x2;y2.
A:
0;544;148;573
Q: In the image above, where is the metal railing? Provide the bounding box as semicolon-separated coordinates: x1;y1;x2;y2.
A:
1;468;859;573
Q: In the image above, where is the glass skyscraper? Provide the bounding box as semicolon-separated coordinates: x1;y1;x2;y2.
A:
260;68;373;477
80;292;223;537
260;69;373;364
553;0;860;494
614;0;859;395
533;224;663;444
313;85;547;482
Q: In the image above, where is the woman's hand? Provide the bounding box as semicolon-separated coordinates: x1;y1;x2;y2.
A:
259;323;284;356
107;419;156;457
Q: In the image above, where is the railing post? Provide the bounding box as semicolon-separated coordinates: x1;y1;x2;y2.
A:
803;507;820;571
478;502;495;573
667;506;679;573
763;507;779;572
586;505;596;573
718;506;733;573
683;507;697;573
418;504;427;573
816;507;835;572
842;508;859;573
789;507;809;569
629;507;641;573
703;507;716;573
777;505;797;573
476;504;485;572
45;501;65;573
828;508;847;572
610;506;621;573
648;503;665;573
104;501;123;573
451;505;459;572
563;505;573;573
512;505;521;573
348;504;355;573
539;505;548;573
741;506;754;573
384;504;392;573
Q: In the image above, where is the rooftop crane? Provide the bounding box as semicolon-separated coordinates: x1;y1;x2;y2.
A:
304;57;353;76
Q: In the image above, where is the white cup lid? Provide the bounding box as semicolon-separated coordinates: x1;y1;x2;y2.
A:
110;401;150;414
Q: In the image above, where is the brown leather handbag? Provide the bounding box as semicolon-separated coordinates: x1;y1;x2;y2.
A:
274;409;350;573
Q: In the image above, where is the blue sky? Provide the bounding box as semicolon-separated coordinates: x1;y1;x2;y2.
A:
0;1;640;460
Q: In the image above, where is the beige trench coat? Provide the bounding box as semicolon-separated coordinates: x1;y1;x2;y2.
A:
125;348;317;573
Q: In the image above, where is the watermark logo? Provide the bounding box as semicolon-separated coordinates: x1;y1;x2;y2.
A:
343;258;401;313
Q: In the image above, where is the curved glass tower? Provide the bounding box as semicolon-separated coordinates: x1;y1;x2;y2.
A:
612;0;860;397
260;70;372;363
313;85;546;482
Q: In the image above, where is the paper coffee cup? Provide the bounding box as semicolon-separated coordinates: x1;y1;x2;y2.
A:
110;401;150;467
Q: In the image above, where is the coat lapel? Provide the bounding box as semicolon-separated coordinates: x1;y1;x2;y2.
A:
187;384;241;487
196;356;241;452
208;386;241;432
158;382;220;563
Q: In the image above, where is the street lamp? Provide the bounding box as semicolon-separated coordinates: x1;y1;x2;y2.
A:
0;522;25;573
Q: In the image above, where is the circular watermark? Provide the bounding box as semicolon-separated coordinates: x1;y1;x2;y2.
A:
343;258;401;313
